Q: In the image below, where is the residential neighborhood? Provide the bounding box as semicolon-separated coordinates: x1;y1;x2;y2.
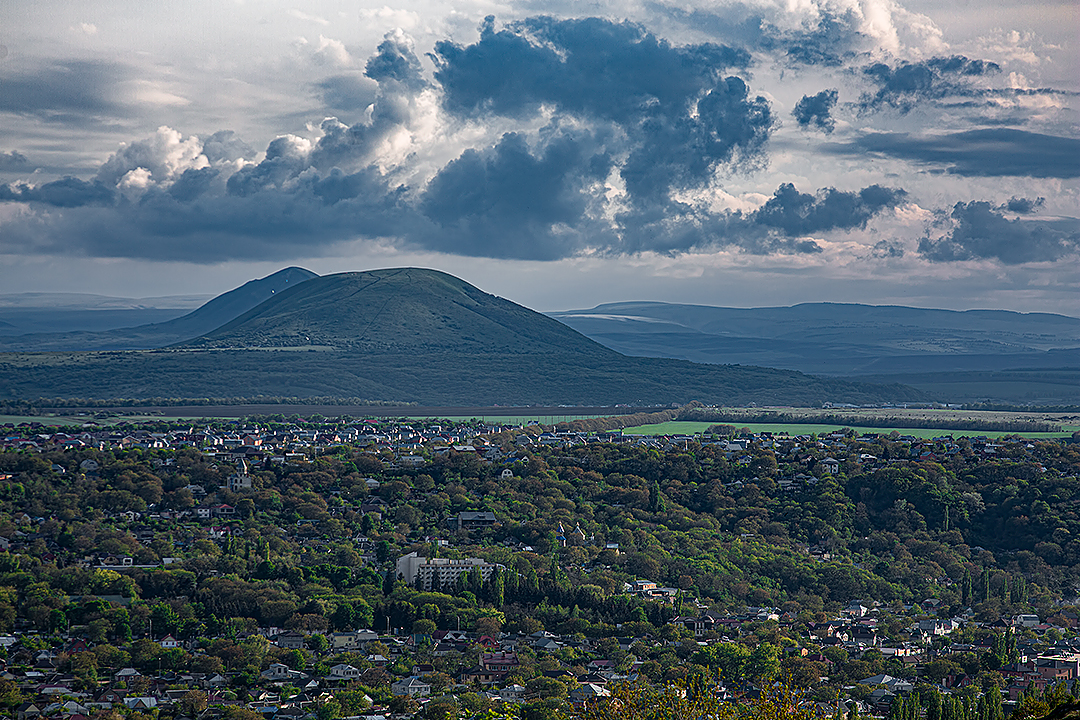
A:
0;414;1078;719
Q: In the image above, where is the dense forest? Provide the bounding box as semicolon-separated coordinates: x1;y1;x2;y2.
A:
0;419;1078;719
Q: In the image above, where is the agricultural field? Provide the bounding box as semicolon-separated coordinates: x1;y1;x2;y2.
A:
623;420;1079;439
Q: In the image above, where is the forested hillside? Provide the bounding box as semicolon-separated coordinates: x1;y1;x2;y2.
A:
0;420;1078;718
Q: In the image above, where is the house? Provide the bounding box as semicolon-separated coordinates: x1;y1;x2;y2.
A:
158;634;181;649
571;683;611;704
261;663;308;683
461;665;502;684
454;511;497;531
820;458;840;475
391;676;431;697
328;664;362;680
16;703;42;720
481;652;520;672
860;674;914;694
274;631;306;650
114;667;142;681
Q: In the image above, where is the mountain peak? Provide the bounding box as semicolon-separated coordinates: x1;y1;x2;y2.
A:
185;268;612;355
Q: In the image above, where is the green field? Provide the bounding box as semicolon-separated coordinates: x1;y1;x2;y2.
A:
407;414;615;425
622;420;1077;439
0;414;90;426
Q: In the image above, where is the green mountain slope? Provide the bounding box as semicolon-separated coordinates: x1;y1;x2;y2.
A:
0;269;928;406
188;268;610;356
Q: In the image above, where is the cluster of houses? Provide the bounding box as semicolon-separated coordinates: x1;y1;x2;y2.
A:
4;599;1080;720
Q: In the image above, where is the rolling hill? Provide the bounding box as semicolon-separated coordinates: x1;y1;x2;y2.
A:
550;301;1080;405
0;267;318;351
0;269;926;407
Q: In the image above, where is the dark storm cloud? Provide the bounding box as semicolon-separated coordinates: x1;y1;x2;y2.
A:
1004;197;1044;214
0;177;116;207
825;129;1080;178
418;131;613;260
168;167;220;202
0;60;128;122
859;56;1000;113
0;163;415;262
433;16;750;119
919;202;1080;264
365;34;426;91
0;17;1026;266
0;151;29;170
752;183;907;235
792;89;839;133
871;240;905;258
431;16;770;208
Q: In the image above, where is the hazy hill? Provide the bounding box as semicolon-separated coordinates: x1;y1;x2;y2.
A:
549;301;1080;405
0;292;210;335
0;269;924;407
550;301;1080;375
0;267;318;351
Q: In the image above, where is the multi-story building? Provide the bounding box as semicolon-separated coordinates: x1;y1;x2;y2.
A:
395;551;499;591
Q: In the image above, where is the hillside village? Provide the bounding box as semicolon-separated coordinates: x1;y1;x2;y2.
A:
0;415;1078;720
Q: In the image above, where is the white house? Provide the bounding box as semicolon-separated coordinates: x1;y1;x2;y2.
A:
329;664;362;680
391;676;431;697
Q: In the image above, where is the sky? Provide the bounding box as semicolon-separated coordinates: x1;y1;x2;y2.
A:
0;0;1077;314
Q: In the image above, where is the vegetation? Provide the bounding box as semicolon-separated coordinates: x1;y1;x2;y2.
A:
675;408;1062;434
0;270;928;406
0;415;1078;718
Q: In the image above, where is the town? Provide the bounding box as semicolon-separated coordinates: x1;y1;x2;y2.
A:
0;414;1078;720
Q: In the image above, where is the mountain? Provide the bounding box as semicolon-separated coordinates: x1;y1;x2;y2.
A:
0;293;209;335
550;301;1080;374
549;301;1080;405
0;269;924;407
188;268;610;355
0;267;318;351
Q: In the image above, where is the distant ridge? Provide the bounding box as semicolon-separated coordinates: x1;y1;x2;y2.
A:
0;267;318;351
549;300;1080;404
550;301;1080;375
0;269;925;407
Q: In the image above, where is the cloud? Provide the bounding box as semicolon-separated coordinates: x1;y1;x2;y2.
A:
793;89;839;133
0;177;117;207
0;15;1061;269
860;55;1000;112
306;31;432;170
317;74;379;112
432;16;768;211
418;131;613;260
649;3;886;67
312;36;354;67
0;151;30;170
1004;197;1044;214
919;202;1080;264
95;126;209;188
751;182;907;235
365;30;425;91
825;128;1080;178
288;9;329;26
0;60;128;122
